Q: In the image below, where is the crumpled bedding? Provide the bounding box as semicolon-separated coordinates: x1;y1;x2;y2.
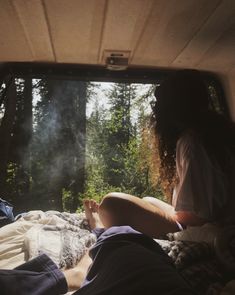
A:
157;224;235;295
24;211;96;269
157;239;224;295
1;212;235;295
0;210;96;270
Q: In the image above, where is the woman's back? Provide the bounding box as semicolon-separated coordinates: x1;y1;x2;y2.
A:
173;130;235;225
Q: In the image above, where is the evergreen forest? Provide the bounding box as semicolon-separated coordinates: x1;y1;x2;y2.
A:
0;78;163;214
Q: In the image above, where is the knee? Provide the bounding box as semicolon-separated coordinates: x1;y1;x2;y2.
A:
99;192;130;226
142;197;154;203
97;196;112;228
100;192;135;208
100;192;125;211
142;196;152;202
142;196;158;207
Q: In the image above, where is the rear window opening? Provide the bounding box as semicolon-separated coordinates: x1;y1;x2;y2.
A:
0;64;227;214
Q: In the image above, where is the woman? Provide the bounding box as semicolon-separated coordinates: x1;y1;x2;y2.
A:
95;69;235;238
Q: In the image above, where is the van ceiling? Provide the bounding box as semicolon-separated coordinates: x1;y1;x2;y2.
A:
1;0;235;74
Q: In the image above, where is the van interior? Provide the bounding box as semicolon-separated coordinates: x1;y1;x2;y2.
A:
1;1;235;294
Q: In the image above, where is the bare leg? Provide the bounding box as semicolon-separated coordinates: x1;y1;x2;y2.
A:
63;251;92;292
98;192;179;238
142;196;175;216
62;199;104;291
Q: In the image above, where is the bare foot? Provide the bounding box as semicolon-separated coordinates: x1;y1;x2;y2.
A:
83;199;104;230
63;251;92;291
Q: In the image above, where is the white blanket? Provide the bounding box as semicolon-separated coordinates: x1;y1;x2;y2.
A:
0;210;96;269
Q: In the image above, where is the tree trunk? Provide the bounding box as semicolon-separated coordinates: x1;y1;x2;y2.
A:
70;81;87;212
0;78;17;196
18;78;33;210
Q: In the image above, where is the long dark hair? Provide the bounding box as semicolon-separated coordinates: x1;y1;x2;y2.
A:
152;69;235;201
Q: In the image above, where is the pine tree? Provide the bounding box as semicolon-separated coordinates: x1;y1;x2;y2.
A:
0;78;17;198
103;83;136;188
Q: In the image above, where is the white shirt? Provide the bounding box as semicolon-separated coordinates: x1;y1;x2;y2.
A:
172;132;234;222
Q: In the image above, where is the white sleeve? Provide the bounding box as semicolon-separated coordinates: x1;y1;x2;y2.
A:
172;134;228;220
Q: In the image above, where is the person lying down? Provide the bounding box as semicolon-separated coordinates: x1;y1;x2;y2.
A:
0;199;196;295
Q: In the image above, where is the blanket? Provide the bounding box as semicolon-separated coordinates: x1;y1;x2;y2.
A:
24;211;96;269
157;224;235;295
1;211;235;294
157;239;225;295
0;210;96;269
26;217;229;294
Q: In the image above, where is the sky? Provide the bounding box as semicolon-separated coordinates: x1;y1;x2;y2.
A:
30;80;155;126
87;82;154;119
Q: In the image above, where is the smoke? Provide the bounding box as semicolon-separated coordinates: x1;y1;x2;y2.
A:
23;79;87;206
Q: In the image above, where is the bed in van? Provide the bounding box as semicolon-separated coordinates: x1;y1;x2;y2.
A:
0;1;235;294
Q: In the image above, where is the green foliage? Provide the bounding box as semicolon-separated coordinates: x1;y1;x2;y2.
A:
62;189;73;212
2;78;164;213
85;82;163;203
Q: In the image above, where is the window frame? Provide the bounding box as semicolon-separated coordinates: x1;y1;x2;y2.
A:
0;62;229;118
